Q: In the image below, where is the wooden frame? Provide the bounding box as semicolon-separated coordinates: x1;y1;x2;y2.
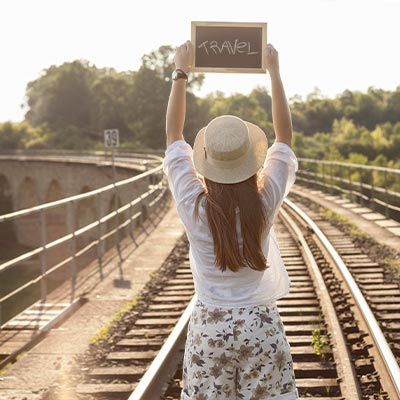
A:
191;21;267;73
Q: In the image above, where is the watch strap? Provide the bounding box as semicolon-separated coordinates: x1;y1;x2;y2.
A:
173;69;188;81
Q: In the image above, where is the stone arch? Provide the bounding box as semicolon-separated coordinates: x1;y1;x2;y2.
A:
45;179;68;271
0;174;12;215
45;179;66;241
76;186;96;229
0;174;14;243
76;185;97;252
17;177;39;210
106;193;122;250
15;177;40;247
46;180;63;203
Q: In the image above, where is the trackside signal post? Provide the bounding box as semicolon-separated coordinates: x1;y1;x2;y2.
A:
104;129;120;182
104;129;123;264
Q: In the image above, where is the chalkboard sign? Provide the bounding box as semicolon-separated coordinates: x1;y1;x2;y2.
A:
191;21;267;73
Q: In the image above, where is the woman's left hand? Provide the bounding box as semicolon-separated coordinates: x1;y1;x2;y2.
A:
174;40;193;74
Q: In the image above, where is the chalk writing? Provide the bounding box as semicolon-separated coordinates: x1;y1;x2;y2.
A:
191;22;266;72
197;39;259;56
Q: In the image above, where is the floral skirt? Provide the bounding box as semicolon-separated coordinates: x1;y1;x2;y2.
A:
181;299;298;400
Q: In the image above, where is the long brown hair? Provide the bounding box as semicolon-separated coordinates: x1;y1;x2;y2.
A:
195;174;268;272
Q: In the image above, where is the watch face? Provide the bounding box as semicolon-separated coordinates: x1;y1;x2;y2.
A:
172;70;177;80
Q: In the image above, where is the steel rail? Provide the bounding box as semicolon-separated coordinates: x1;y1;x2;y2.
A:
279;207;361;398
284;198;400;398
128;295;197;400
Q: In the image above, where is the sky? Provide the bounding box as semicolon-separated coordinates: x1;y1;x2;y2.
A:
0;0;399;122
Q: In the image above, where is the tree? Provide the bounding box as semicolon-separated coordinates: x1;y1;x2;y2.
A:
90;71;135;144
0;121;34;149
26;60;95;129
16;45;400;160
385;86;400;124
131;45;205;149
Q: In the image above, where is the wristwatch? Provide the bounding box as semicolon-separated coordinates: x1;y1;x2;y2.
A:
172;69;188;81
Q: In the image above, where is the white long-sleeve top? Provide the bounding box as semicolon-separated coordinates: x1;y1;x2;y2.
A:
163;139;298;308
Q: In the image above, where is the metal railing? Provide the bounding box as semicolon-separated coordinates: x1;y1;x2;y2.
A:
0;153;169;327
296;158;400;221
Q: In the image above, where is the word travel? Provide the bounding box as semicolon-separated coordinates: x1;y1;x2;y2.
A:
197;40;259;56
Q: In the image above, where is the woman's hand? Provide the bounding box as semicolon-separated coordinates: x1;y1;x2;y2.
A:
174;40;193;74
264;43;280;76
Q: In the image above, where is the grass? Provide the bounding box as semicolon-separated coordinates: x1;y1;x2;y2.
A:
320;208;368;238
319;207;400;275
0;352;26;375
380;257;400;275
89;297;137;344
0;362;12;375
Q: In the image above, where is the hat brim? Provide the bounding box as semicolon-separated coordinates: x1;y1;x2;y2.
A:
193;121;268;184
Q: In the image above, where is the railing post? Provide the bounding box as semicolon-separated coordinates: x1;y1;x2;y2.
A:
384;170;389;218
160;172;168;205
348;167;353;203
96;192;104;280
146;174;155;226
114;190;122;262
129;195;136;245
359;166;364;206
111;148;122;262
67;201;77;302
370;170;375;211
329;162;334;194
39;209;48;303
139;195;148;235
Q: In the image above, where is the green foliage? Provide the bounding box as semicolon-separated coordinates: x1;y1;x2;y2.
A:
0;121;39;149
290;86;400;165
311;326;329;361
320;208;368;239
89;298;137;344
26;60;94;129
1;45;399;165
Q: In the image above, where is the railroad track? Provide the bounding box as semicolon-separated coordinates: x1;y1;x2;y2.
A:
285;195;400;367
282;198;400;399
75;199;400;400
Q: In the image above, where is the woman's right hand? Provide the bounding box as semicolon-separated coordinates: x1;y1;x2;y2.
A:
264;43;280;75
174;40;193;74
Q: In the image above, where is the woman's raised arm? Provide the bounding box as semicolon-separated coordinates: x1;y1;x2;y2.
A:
165;40;193;146
264;44;293;147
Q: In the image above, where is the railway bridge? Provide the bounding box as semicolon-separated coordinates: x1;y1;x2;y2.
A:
0;151;399;400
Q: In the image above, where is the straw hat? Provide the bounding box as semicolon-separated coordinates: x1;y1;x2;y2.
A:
193;115;268;184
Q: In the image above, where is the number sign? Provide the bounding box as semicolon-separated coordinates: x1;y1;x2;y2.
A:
104;129;120;148
191;21;267;73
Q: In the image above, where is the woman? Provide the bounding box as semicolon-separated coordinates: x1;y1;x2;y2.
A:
163;40;298;399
